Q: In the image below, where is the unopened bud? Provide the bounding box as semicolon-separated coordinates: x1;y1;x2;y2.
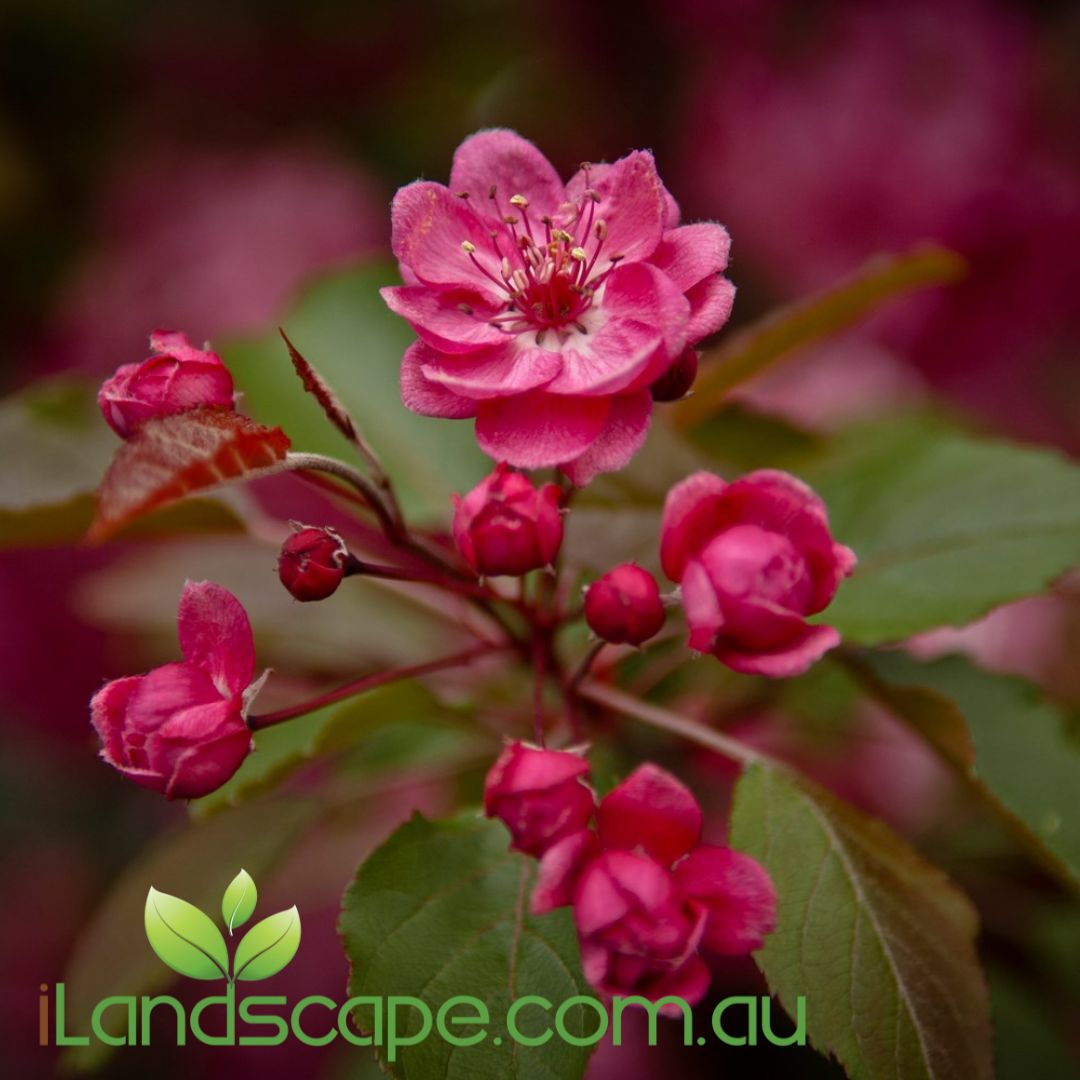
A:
278;526;351;602
584;563;665;645
650;346;699;402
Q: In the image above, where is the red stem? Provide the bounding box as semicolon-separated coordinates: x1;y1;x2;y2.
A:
247;642;506;731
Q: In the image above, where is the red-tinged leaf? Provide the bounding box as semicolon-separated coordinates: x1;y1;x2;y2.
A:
89;408;290;542
279;328;358;444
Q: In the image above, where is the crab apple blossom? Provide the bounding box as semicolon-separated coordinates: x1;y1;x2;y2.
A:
89;581;262;799
661;469;856;677
483;741;595;856
585;563;666;646
452;463;564;577
278;525;352;602
97;330;235;438
383;129;735;485
574;850;711;1006
597;763;703;864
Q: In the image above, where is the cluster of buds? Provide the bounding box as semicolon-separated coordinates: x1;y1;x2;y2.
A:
484;743;776;1006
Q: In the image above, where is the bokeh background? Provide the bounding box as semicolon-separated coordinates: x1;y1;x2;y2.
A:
2;0;1079;1076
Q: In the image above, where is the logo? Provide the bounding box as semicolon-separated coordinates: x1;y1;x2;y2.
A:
144;869;300;984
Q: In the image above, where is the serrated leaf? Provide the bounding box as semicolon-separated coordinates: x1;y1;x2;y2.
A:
730;763;992;1080
673;245;965;428
233;905;301;981
224;262;488;522
144;887;229;980
279;327;360;445
61;797;317;1071
89;407;291;541
222;868;257;934
340;813;594;1080
803;418;1080;643
851;652;1080;893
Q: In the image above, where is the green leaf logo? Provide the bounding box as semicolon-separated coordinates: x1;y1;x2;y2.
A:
233;906;302;981
221;868;257;934
144;871;300;982
144;887;230;980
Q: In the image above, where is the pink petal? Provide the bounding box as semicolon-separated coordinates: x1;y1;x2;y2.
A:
449;129;566;221
723;470;852;612
659;471;730;582
675;845;777;955
649;224;731;292
90;675;144;765
598;763;703;865
177;581;254;697
159;700;252;800
544;263;688;396
560;391;652;487
475;392;610;469
148;329;207;363
531;829;599;915
421;343;562;399
401;341;478;418
646;955;712;1009
390;181;504;297
680;558;725;653
713;623;841;678
685;274;736;343
566;151;667;264
380;286;506;353
128;663;221;737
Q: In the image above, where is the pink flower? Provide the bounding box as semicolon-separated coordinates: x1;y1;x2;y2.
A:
674;845;777;954
452;463;564;577
483;741;595;856
661;470;856;677
573;851;710;1007
89;581;262;799
383;129;734;485
585;564;666;646
278;525;352;602
97;330;234;438
597;763;702;865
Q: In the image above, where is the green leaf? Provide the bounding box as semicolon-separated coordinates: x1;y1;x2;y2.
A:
849;652;1080;892
340;813;594;1080
192;681;488;818
221;868;257;934
672;245;965;429
225;261;489;522
233;905;302;981
61;797;317;1071
143;887;229;980
730;763;992;1080
803;417;1080;643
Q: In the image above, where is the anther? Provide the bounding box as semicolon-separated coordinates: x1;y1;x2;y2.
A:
461;240;476;253
570;247;588;261
509;194;529;208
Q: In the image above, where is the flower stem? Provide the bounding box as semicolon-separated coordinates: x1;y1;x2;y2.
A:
247;643;507;731
576;680;763;767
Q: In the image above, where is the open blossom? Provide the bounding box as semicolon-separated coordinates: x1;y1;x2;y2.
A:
488;750;776;1007
383;129;734;485
662;470;856;677
89;581;263;799
452;464;564;577
97;330;234;438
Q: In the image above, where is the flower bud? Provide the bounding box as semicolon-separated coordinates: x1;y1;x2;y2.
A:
278;526;351;602
98;329;235;438
452;463;563;577
484;741;594;856
650;346;699;402
584;563;665;645
89;581;260;799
